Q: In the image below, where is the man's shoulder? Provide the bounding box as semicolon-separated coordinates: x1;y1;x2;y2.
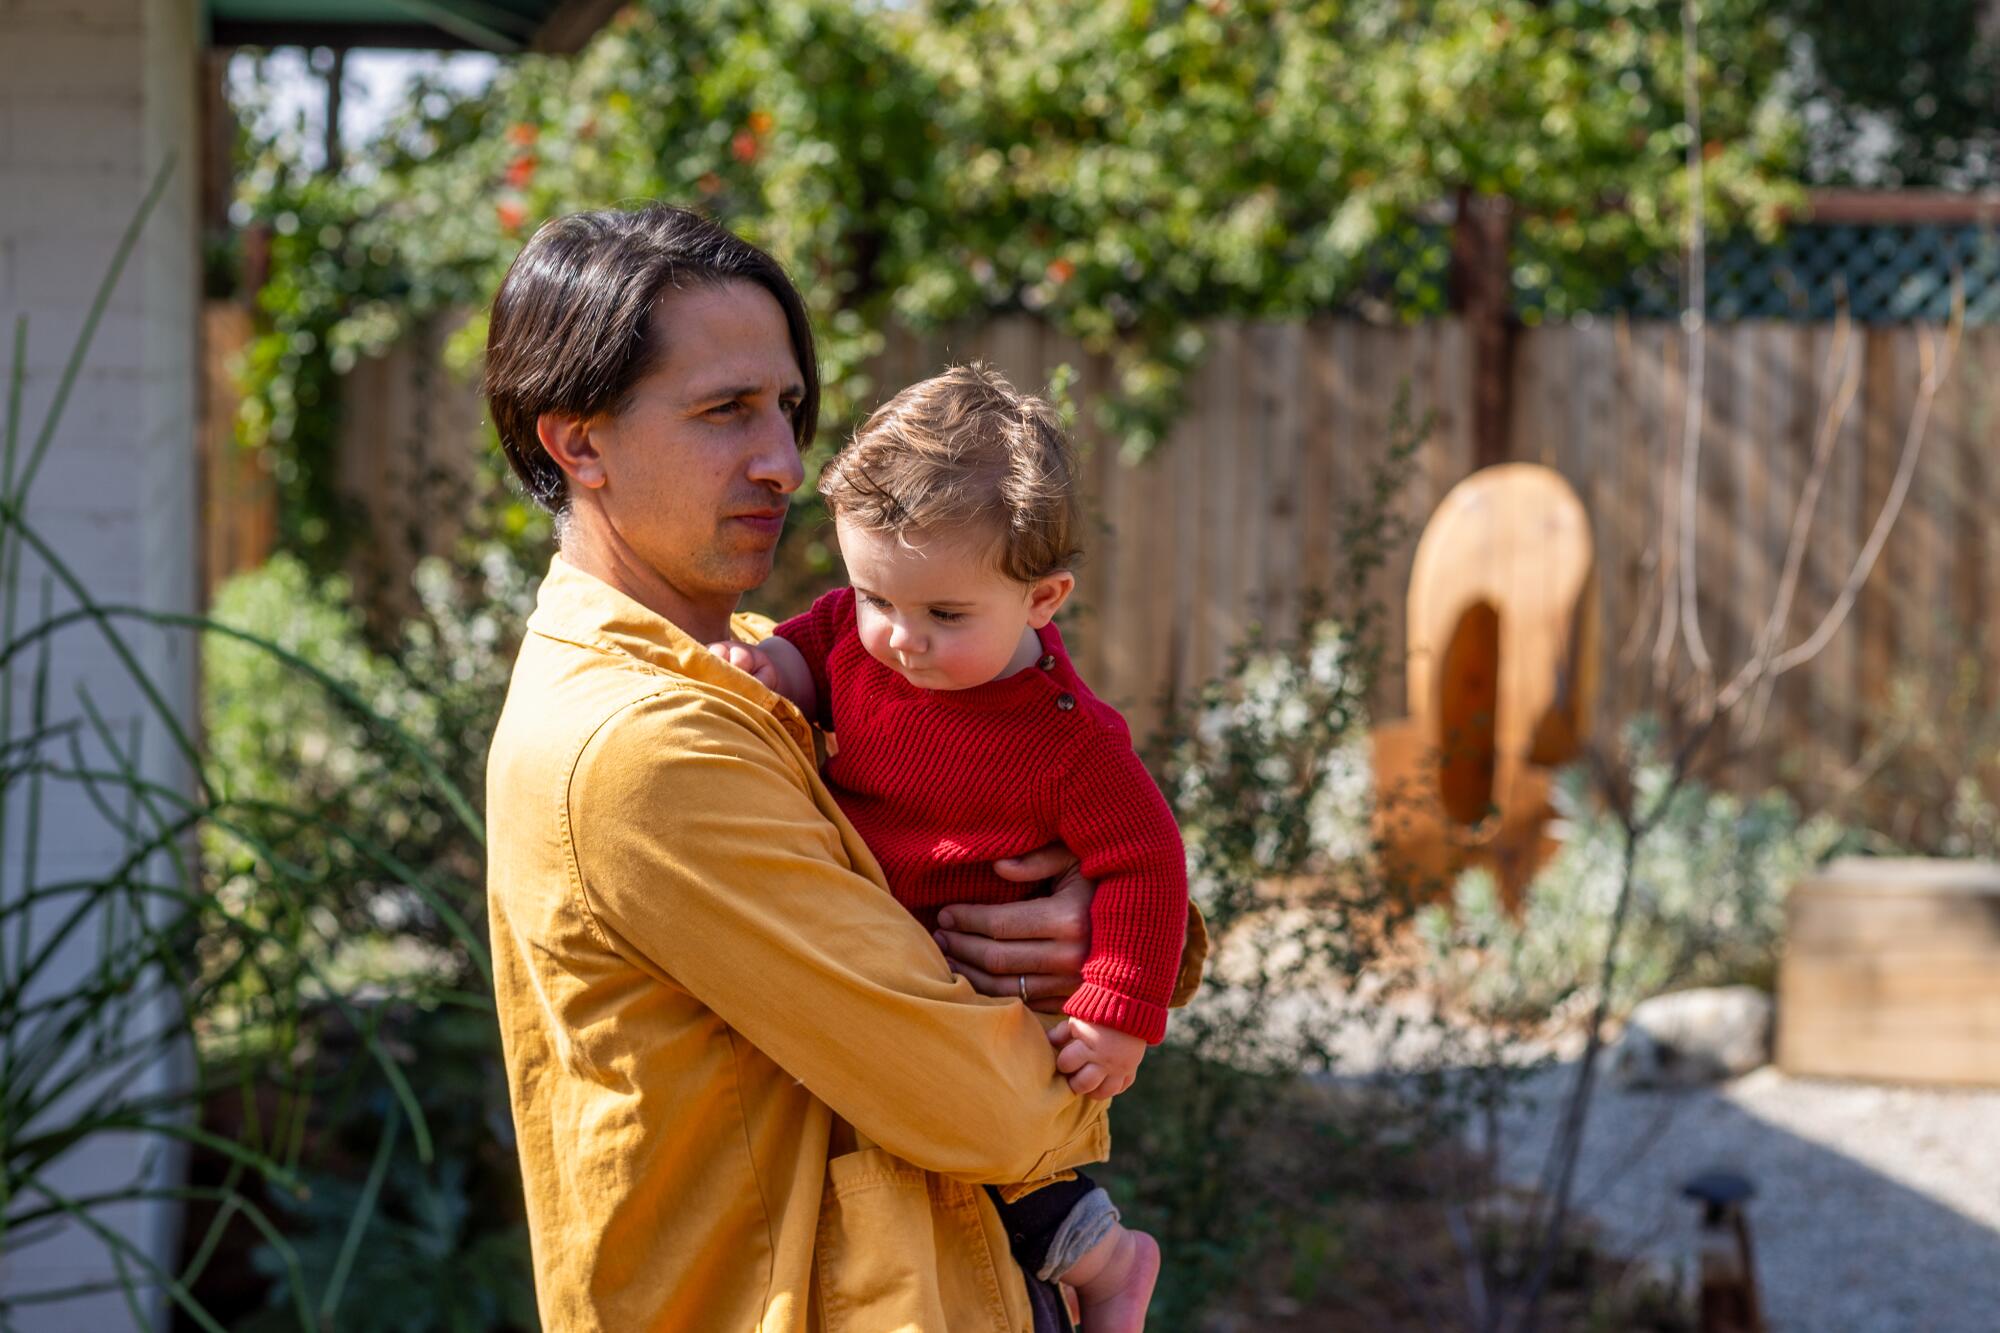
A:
575;680;780;775
492;633;791;794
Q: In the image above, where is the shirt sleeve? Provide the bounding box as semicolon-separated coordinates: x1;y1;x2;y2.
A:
1053;735;1191;1045
772;586;852;732
567;686;1108;1186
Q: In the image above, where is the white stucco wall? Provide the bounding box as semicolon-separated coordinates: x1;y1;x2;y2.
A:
0;0;201;1327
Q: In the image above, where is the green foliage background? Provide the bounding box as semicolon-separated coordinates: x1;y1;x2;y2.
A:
234;0;1804;575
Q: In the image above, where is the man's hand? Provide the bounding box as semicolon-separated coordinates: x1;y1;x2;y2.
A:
933;846;1092;1014
1047;1018;1146;1100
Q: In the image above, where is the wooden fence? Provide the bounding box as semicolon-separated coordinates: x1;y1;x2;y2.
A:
201;303;274;598
206;307;2000;789
878;316;1999;793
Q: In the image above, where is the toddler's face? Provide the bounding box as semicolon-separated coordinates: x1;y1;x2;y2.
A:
835;517;1067;690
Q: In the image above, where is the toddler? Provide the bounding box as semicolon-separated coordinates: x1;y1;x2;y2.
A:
710;364;1188;1333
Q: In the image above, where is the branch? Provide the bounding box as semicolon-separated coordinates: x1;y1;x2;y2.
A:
1673;0;1713;685
1648;399;1682;686
1731;308;1863;740
1510;820;1643;1333
1716;282;1964;713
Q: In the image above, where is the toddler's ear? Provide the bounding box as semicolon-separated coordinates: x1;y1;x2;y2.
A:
1025;570;1075;628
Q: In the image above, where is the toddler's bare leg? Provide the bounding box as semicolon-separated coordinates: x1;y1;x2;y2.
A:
1059;1222;1160;1333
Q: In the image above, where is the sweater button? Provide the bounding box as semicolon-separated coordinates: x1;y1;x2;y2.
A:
1038;653;1057;671
1056;693;1076;711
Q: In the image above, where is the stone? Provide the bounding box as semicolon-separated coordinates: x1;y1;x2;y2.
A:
1607;986;1775;1089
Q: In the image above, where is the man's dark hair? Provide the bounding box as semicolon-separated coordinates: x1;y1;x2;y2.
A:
483;203;820;512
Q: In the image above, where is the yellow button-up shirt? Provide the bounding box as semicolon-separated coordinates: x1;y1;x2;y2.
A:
488;557;1160;1331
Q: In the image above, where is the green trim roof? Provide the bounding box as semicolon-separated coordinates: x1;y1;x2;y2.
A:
204;0;626;53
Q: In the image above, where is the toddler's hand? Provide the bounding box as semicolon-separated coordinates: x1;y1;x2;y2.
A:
1048;1018;1147;1101
708;640;784;691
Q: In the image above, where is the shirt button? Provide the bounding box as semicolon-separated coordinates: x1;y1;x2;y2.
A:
1038;653;1057;671
1056;693;1076;711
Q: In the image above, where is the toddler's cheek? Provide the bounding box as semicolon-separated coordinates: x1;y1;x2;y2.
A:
857;631;895;670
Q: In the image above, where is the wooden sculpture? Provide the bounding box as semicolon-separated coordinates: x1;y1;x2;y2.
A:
1373;463;1598;907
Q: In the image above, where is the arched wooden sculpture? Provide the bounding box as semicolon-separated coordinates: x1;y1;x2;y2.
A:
1372;464;1598;908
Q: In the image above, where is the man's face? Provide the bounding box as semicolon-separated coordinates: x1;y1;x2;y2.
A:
582;281;805;618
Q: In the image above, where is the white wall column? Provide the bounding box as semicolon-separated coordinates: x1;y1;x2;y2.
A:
0;0;202;1327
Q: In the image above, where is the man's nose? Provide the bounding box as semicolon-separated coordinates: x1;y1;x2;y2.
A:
746;406;804;494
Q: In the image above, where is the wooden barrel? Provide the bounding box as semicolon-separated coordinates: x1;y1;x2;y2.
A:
1778;857;2000;1086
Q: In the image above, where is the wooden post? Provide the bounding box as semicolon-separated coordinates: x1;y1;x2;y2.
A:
1450;188;1516;470
322;47;345;177
200;51;235;237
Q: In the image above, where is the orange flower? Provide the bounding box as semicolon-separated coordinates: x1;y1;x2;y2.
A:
732;130;760;163
505;154;538;189
507;122;539;146
698;172;723;196
1046;257;1076;284
748;109;774;136
496;201;527;233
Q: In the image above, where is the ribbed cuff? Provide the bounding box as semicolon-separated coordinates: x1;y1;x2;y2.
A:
1062;983;1169;1045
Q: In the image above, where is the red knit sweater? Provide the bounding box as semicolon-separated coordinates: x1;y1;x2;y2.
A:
776;588;1189;1044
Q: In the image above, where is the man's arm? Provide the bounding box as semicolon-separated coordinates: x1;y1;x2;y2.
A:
937;854;1209;1012
567;687;1107;1186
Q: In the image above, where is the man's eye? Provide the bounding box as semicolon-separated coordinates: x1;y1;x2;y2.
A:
706;401;741;419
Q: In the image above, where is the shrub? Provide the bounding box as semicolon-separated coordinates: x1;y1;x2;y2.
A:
203;550;532;1013
1419;733;1857;1024
196;553;536;1329
1830;648;2000;859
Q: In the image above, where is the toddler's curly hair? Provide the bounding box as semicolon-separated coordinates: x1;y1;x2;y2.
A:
818;363;1082;582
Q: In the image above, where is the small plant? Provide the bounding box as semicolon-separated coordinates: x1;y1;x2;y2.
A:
1825;644;2000;859
1106;407;1456;1326
1171;620;1376;926
1419;733;1856;1024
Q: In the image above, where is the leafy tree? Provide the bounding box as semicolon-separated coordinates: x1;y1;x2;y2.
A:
235;0;1802;570
1786;0;2000;188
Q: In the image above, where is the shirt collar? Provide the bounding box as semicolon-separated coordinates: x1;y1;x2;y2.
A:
526;554;780;702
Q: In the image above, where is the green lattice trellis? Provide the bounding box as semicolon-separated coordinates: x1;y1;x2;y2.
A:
1319;219;1997;324
1592;223;2000;324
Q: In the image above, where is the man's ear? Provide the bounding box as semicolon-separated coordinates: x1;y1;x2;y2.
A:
536;413;608;491
1025;570;1075;628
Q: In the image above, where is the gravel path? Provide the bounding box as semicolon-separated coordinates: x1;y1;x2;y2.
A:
1491;1065;2000;1332
1200;923;2000;1327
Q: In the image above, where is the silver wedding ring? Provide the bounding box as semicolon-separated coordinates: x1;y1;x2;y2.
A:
1018;973;1030;1003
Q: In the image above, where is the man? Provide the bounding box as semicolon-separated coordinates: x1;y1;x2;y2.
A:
481;203;1201;1331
